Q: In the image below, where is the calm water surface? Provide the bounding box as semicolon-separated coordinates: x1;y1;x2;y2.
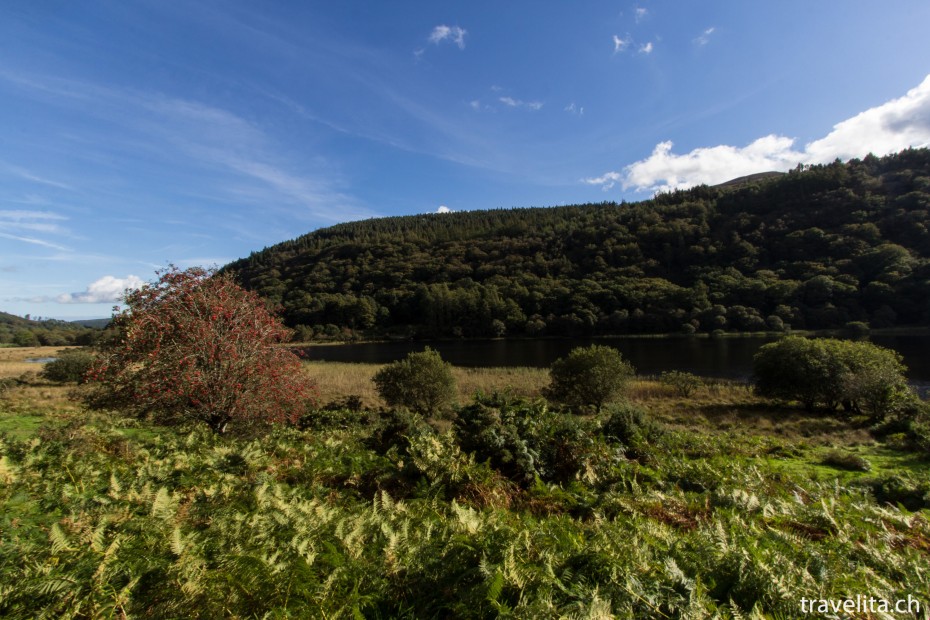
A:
302;335;930;388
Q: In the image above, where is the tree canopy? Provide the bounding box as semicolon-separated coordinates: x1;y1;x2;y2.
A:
752;336;910;418
225;149;930;339
83;266;317;434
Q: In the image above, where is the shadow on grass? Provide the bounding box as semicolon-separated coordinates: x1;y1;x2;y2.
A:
685;402;871;442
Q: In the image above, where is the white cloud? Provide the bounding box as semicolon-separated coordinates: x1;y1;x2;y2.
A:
634;7;648;22
565;102;584;116
805;74;930;163
3;165;73;190
56;275;145;304
0;210;70;249
639;42;654;54
613;35;629;53
498;96;543;111
436;205;452;213
429;25;467;49
584;73;930;193
469;100;481;111
695;27;716;46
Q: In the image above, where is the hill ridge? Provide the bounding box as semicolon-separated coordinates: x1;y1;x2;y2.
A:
225;149;930;340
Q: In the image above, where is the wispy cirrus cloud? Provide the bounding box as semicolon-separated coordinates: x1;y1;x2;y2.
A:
0;70;370;225
639;41;654;54
2;164;73;190
694;27;716;47
564;102;584;116
0;210;71;250
584;74;930;193
613;35;629;54
499;96;543;111
428;25;467;49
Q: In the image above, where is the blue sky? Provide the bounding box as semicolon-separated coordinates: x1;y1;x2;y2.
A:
2;1;930;319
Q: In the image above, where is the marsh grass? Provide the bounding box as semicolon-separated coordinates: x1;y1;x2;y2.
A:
304;361;548;409
0;346;78;379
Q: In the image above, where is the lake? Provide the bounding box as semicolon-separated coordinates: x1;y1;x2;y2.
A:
301;334;930;391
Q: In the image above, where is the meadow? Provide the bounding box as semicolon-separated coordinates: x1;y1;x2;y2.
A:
0;348;928;618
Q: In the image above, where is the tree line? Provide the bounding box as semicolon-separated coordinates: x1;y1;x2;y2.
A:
225;149;930;339
0;311;101;347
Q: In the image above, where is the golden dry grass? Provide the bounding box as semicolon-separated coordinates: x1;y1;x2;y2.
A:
303;361;548;409
0;346;77;379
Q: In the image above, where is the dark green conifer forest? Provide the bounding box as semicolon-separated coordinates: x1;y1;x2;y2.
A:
227;150;930;340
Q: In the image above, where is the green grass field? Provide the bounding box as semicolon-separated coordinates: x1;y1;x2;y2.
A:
0;354;928;618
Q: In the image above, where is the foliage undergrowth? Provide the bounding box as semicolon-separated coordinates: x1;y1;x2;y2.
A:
1;390;928;618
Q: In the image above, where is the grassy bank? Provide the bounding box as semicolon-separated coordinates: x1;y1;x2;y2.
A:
1;356;928;617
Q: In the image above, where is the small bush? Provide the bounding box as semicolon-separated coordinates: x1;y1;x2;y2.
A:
40;350;95;383
453;395;601;486
820;450;871;472
453;399;540;485
0;377;17;396
366;408;432;456
843;321;870;337
373;348;456;417
659;370;703;397
599;403;663;460
298;407;371;431
544;345;634;413
862;474;930;511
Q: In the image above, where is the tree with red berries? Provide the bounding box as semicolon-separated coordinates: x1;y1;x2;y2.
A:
83;266;317;434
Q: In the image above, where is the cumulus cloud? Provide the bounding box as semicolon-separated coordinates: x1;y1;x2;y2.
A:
805;75;930;162
639;42;654;54
584;74;930;193
56;275;144;304
436;205;453;213
429;25;467;49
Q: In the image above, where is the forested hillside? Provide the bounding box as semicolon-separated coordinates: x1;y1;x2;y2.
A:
226;149;930;339
0;311;100;347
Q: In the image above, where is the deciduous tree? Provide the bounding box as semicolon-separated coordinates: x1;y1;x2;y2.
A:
544;344;634;413
83;266;316;433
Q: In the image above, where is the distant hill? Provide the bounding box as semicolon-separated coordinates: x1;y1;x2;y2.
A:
225;149;930;340
713;171;785;189
0;310;104;346
70;318;111;329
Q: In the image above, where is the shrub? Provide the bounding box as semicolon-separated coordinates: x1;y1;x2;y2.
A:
82;266;317;434
820;450;871;472
843;321;870;337
372;348;456;417
753;336;909;418
366;408;433;456
862;474;930;511
40;350;95;384
453;399;539;484
599;403;663;459
659;370;703;397
544;345;634;413
453;395;601;485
